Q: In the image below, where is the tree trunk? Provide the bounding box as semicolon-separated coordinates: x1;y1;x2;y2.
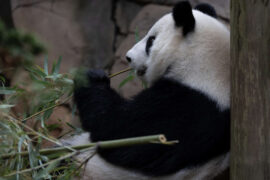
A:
231;0;270;179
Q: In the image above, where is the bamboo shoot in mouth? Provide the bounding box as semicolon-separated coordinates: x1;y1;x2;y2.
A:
109;67;132;78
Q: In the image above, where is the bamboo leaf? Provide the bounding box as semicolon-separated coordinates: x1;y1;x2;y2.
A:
66;122;82;134
118;74;134;88
44;56;49;75
29;72;40;81
35;160;59;179
52;56;62;75
35;65;45;74
61;78;74;85
26;66;46;78
141;80;148;89
16;135;25;180
27;142;38;177
0;75;6;84
51;61;57;75
71;104;76;119
55;56;62;74
0;87;16;95
43;108;53;121
0;104;15;109
46;123;61;131
135;27;140;42
40;155;49;162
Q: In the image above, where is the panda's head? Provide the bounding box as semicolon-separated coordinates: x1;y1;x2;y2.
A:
126;1;230;110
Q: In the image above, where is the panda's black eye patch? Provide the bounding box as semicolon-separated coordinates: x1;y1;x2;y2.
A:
145;36;155;55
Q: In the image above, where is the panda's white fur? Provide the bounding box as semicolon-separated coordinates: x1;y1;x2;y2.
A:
63;4;230;180
127;10;230;110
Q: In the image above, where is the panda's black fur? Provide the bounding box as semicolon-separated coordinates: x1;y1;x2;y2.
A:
195;3;217;18
173;1;195;35
74;72;230;176
73;1;230;178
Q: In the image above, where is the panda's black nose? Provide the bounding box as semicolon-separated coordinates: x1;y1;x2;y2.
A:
126;56;132;63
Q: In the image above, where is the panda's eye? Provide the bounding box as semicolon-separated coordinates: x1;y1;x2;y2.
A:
145;36;156;55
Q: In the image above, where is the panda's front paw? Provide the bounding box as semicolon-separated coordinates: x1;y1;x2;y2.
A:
74;69;109;91
87;69;110;85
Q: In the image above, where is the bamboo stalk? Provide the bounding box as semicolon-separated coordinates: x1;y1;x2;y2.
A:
109;67;132;78
0;134;176;159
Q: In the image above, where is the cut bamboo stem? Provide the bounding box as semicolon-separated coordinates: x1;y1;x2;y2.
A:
0;134;177;159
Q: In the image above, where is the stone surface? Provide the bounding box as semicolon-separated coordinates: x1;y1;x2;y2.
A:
115;0;142;35
11;0;81;72
129;4;172;36
129;0;230;19
115;34;126;50
76;0;115;68
115;34;137;62
11;0;115;72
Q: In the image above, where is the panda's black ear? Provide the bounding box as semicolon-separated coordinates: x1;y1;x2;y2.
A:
195;3;217;18
172;1;195;36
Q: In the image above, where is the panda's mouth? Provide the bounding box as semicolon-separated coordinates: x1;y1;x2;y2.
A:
136;65;147;76
135;64;172;78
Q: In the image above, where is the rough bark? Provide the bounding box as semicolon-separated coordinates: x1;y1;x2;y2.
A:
231;0;270;179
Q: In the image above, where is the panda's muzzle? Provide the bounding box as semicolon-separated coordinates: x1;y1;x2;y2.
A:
137;66;147;76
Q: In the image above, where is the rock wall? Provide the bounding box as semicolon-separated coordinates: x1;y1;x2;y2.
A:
10;0;230;97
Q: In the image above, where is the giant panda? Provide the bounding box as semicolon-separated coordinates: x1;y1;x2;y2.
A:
63;1;230;179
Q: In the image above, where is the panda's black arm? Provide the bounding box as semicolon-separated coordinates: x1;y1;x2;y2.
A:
73;70;127;140
73;69;183;141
